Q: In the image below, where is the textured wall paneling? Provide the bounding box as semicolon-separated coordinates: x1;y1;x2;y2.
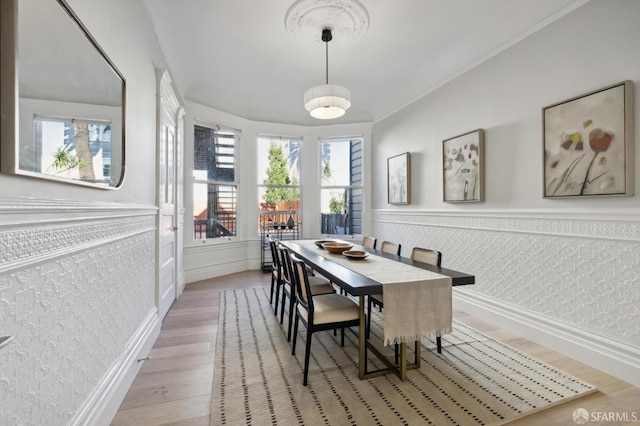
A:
372;209;640;387
0;200;160;425
184;239;262;283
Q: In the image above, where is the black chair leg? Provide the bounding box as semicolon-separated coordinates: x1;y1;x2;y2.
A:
274;282;281;316
270;275;275;304
280;290;287;324
366;297;372;339
292;315;299;355
303;328;312;386
340;327;345;346
436;335;442;353
287;299;295;341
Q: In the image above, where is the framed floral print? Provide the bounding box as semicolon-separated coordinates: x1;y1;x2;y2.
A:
443;129;484;202
543;80;633;198
387;152;410;204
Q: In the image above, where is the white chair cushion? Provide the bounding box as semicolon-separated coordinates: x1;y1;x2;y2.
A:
297;294;359;325
308;275;334;295
286;281;334;297
309;282;335;295
308;275;330;286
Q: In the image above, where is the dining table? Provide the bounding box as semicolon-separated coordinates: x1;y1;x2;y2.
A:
280;239;475;381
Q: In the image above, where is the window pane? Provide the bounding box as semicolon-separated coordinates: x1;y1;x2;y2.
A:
193;183;237;240
320;187;362;235
257;135;302;234
30;116;112;185
194;125;236;182
257;136;300;186
258;186;299;212
319;138;363;236
320;140;353;186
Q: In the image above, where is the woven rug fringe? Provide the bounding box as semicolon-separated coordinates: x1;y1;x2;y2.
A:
385;327;452;346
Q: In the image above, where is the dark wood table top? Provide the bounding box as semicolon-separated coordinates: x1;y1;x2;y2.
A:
280;240;475;297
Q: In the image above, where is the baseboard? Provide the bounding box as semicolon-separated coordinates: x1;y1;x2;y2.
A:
70;308;161;426
178;277;186;297
453;289;640;388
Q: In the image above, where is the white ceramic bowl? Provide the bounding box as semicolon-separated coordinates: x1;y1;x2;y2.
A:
342;250;369;259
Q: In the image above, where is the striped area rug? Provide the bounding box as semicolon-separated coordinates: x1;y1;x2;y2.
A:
211;288;596;425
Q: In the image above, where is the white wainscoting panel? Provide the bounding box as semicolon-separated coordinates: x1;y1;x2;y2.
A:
184;239;262;283
373;209;640;386
0;199;158;425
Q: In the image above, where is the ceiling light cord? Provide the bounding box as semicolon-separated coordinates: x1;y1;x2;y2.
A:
322;28;332;84
325;39;329;84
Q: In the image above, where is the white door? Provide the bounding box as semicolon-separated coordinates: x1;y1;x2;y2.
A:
157;71;181;320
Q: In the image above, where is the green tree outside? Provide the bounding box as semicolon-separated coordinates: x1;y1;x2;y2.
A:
263;144;300;204
329;195;344;214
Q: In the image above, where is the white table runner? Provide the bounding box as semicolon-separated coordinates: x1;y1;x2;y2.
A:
300;242;452;346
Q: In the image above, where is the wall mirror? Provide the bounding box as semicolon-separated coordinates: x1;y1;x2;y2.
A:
1;0;126;188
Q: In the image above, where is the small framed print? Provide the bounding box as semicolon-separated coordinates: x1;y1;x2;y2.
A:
543;80;633;198
443;129;484;202
387;152;410;204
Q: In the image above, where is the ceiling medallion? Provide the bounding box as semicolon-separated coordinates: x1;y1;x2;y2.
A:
285;0;370;50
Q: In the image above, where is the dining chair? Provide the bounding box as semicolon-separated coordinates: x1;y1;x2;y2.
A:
268;238;283;312
290;253;360;386
279;246;335;341
272;238;320;315
361;236;377;249
367;247;444;355
380;240;401;256
410;247;442;268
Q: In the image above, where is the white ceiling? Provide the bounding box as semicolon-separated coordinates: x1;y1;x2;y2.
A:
144;0;589;126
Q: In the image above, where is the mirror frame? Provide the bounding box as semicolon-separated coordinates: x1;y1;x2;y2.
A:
0;0;126;189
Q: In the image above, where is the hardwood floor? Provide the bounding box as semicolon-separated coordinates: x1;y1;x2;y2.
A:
112;270;639;425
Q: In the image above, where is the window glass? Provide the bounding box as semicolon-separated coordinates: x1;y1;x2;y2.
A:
193;124;238;240
194;126;235;182
320;138;363;236
257;135;301;234
29;116;113;185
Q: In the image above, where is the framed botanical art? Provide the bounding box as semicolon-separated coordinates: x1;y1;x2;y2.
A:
543;80;634;198
387;152;410;204
443;129;484;202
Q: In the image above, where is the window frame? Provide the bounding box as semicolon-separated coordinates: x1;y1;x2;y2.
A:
318;136;364;237
192;121;240;242
256;134;303;236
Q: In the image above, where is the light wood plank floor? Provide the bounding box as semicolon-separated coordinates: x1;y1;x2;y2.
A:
112;270;639;425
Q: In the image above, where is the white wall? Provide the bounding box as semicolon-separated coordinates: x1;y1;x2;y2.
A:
0;0;169;424
182;101;373;283
372;0;640;386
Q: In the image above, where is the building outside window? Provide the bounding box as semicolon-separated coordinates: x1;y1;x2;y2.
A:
319;137;363;236
257;135;301;235
193;123;238;240
30;116;112;184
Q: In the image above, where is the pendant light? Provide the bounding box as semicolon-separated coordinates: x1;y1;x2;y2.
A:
304;28;351;119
